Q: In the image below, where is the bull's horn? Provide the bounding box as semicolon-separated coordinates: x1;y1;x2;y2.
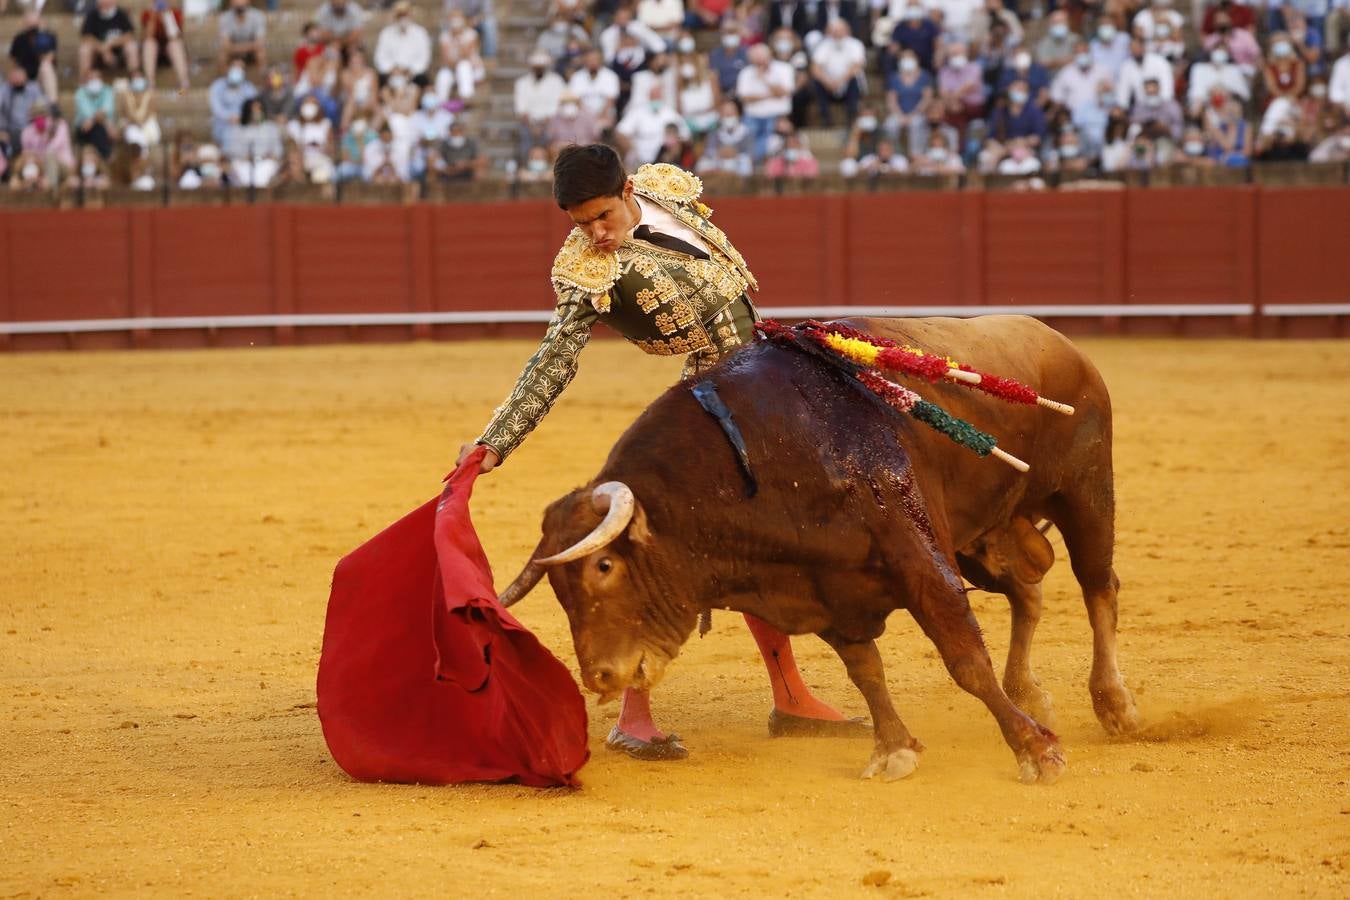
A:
536;482;636;566
498;560;545;608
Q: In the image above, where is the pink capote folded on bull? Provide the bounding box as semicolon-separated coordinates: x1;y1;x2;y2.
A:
500;315;1141;784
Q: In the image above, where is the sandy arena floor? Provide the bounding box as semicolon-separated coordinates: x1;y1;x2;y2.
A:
1;333;1348;898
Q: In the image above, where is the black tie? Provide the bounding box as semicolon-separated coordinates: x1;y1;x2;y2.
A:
632;224;709;260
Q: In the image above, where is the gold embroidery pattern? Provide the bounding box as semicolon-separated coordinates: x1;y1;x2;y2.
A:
631;163;703;204
653;312;677;335
635;288;659;313
551;228;620;294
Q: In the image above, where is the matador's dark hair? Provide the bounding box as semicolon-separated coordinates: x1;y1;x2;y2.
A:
553;143;627;210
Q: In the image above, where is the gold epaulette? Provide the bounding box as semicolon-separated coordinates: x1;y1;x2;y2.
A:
550;227;619;297
631;163;704;207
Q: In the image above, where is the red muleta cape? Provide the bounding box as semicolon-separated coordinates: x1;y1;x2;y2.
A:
316;447;590;787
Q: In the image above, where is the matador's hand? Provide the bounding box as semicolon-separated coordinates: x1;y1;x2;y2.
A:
457;441;501;474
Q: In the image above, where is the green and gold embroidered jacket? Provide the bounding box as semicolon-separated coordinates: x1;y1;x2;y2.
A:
478;163;760;461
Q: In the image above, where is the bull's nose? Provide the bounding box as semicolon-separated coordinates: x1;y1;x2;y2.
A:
590;665;620;693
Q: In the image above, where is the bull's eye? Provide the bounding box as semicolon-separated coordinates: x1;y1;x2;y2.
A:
597;558;613;574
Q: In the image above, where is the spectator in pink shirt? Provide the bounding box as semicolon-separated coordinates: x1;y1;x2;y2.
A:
21;100;75;179
763;127;819;177
1203;14;1263;73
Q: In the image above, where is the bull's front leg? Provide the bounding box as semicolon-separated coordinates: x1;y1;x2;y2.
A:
818;630;925;782
908;584;1066;784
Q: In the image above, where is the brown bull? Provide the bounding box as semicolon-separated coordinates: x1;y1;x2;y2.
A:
502;316;1140;783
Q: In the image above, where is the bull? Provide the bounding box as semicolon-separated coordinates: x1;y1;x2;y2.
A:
501;316;1140;783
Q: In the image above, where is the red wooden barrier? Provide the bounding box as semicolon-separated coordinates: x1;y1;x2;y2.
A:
1;186;1346;350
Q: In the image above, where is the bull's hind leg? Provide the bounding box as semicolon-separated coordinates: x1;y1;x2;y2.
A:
959;519;1058;728
817;632;924;781
1051;490;1140;735
907;583;1065;784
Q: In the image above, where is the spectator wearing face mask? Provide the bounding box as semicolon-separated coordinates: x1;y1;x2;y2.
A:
886;50;932;152
855;136;909;175
337;117;373;181
74;145;112;190
600;7;668;63
708;20;750;93
1129;78;1183;141
810;18;866;126
764;127;819;177
140;1;190;93
653;121;695;166
1089;19;1130;79
376;2;433;87
991;79;1047;146
118;74;160;150
437;11;485;103
616;82;689;166
9;10;59;103
287;95;335;183
676;54;722;136
1052;40;1111;112
736;43;795;160
411;89;453;141
698;98;753;172
1115;38;1173;109
568;50;620;127
911;129;964;174
840;103;884;173
1176;124;1216;167
80;0;140;81
1070;79;1116;156
890;2;942;74
20;100;75;182
1035;11;1077;72
1202;14;1263;73
997;48;1052;106
1262;34;1308;110
965;0;1022;56
340;47;378;127
1202;88;1250;166
436;119;485;181
1132;0;1183;43
0;66;44;159
314;0;368;56
219;0;267;73
209;63;259;145
1187;46;1250;115
1201;0;1256;35
908;98;961;158
74;71;116;160
994;136;1040;174
936;42;985;126
548;88;601;149
228;97;284;187
363;123;408;182
515;49;566;154
1047;127;1090;175
1309;118;1350;163
516;144;552;182
534;14;589;68
765;27;811;128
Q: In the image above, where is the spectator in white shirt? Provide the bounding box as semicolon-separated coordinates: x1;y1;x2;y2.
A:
1051;41;1112;112
600;6;667;62
810;18;866;126
436;11;485;102
736;43;795;160
616;83;689;166
1132;0;1184;42
1187;46;1251;115
375;2;433;84
515;48;565;153
1329;52;1350;116
362;122;408;182
637;0;685;45
1115;38;1173;109
568;50;621;125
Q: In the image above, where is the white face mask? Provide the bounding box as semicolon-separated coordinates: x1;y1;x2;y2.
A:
774;40;794;56
21;163;39;180
559;101;579;117
200;163;221;179
351;120;367;135
900;57;918;72
527;158;548;172
1050;23;1068;38
1013;53;1031;69
721;34;740;49
301;103;319;118
680;63;696;79
1211;49;1229;65
389;74;408;89
1310;84;1327;98
1099;25;1116;41
1010;90;1028;105
678;37;695;53
1184;140;1204;155
857;115;877;131
721;115;739;129
87;78;104;92
1272;42;1293;58
1060;144;1080;158
449;134;466;147
927;146;946;161
1076;52;1091;68
949;54;967;67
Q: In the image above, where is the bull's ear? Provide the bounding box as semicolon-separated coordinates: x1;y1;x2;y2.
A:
628;500;653;545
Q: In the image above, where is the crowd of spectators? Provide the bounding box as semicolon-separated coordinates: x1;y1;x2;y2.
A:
3;0;1350;192
512;0;1350;183
2;0;493;191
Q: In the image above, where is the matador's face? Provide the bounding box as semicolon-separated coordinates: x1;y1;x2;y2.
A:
565;180;641;253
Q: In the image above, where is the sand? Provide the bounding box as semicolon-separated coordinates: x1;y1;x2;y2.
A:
2;334;1348;898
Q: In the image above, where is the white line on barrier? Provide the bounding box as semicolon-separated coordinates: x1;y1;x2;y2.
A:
1261;304;1350;316
0;304;1270;335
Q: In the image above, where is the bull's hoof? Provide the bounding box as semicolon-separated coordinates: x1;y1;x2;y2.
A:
1091;681;1141;735
860;747;920;782
1016;743;1067;785
605;726;689;761
768;709;872;739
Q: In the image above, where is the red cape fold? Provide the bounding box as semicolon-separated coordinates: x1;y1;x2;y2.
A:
317;448;590;787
